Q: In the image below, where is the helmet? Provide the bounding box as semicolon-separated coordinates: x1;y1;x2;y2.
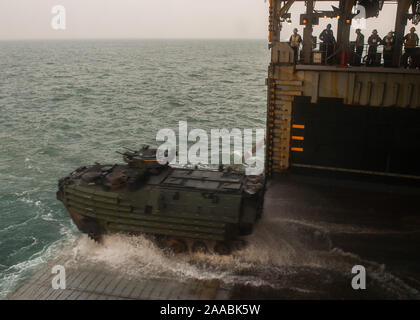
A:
373;29;378;34
410;27;416;32
327;24;332;28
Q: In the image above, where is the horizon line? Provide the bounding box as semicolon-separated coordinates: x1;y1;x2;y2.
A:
0;37;267;41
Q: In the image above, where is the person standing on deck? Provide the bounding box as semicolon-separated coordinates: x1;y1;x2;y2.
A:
367;29;382;66
382;31;395;67
289;28;302;63
402;27;419;68
319;24;336;65
354;29;365;66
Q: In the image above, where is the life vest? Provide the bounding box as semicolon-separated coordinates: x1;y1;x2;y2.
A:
320;30;334;43
290;34;301;48
383;36;394;51
356;34;364;47
369;35;380;46
404;33;419;49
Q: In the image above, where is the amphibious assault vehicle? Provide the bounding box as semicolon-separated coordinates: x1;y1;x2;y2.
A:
57;146;265;254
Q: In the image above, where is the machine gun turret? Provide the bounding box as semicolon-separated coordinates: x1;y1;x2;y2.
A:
117;145;165;169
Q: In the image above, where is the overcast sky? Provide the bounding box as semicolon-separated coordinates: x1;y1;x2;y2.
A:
0;0;416;40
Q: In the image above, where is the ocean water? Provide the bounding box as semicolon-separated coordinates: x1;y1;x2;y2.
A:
0;39;268;298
